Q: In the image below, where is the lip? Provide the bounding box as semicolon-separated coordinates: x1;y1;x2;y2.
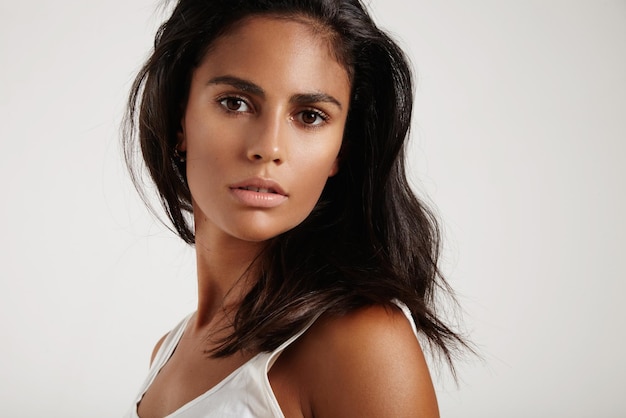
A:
228;177;288;208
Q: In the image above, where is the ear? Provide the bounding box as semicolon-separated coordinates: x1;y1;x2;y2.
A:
328;157;340;177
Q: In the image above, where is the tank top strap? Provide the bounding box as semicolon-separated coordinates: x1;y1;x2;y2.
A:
392;299;419;337
152;313;193;369
135;312;193;402
264;310;326;372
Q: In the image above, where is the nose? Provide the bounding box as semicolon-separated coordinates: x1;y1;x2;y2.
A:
246;113;284;164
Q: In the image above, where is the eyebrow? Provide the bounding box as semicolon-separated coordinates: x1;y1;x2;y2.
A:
208;76;265;97
207;75;343;110
290;93;342;110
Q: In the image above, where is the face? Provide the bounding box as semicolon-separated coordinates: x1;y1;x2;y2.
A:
179;16;351;244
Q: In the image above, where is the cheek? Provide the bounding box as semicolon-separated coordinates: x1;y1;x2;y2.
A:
296;144;341;200
183;123;236;195
185;115;235;154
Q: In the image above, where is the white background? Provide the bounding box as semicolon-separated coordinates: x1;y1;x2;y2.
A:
1;0;624;416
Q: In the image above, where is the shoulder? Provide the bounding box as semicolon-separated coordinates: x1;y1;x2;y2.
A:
275;304;439;418
149;313;194;366
150;333;169;366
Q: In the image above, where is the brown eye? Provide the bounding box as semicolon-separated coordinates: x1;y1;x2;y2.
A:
297;110;327;126
219;97;251;112
301;111;319;124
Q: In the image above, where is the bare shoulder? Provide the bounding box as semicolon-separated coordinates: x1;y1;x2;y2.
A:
150;333;169;366
290;304;439;418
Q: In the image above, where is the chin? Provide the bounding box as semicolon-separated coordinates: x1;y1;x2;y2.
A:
228;224;294;243
234;208;312;239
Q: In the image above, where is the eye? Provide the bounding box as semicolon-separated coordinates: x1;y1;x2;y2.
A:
296;109;328;127
219;97;251;113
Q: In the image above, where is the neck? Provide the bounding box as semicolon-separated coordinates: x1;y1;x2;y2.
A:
192;231;266;329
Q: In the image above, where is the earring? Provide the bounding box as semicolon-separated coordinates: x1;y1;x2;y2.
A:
174;148;186;163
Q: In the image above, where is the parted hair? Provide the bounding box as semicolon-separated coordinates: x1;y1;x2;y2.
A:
124;0;467;371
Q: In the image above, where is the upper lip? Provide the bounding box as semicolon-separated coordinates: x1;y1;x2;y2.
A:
229;177;288;196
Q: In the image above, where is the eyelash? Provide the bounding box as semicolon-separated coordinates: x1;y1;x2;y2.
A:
295;109;330;128
216;95;330;128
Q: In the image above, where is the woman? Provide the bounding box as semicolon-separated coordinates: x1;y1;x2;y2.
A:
124;0;466;416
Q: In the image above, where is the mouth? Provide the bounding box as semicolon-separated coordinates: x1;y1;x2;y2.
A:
237;186;280;194
229;178;288;196
229;179;288;208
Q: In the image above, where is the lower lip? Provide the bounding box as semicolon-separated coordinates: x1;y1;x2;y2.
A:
230;188;288;208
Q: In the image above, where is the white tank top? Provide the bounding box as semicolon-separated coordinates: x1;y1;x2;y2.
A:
125;300;418;417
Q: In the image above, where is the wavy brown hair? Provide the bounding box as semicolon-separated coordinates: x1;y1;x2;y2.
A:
124;0;469;372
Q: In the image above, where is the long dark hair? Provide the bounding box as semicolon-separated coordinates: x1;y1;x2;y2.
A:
124;0;468;371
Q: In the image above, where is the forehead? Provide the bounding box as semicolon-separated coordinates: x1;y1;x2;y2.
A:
193;16;351;99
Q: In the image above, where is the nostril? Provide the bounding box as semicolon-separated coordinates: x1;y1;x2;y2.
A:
253;154;262;160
